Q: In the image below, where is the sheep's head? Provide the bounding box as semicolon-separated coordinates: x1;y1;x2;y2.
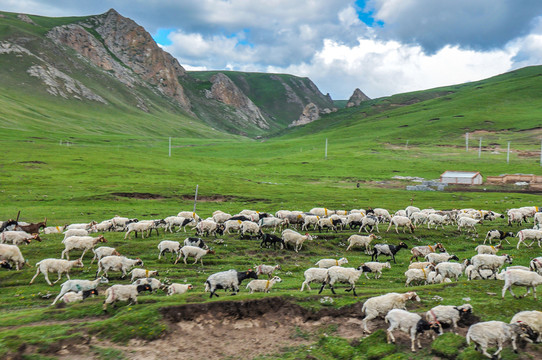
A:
98;235;107;243
135;258;144;267
407;291;420;302
398;242;408;249
74;259;84;268
32;234;42;242
271;276;282;282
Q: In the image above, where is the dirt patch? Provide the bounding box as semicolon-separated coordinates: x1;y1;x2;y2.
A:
110;193;238;202
111;192;165;200
180;195;236;202
18;160;47;164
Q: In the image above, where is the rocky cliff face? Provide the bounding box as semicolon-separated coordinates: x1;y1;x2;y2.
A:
289;103;320;127
346;88;370;108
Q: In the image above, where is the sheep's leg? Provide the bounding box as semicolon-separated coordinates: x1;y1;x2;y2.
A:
386;328;396;344
29;268;42;284
80;249;88;260
53;271;63;284
318;283;326;294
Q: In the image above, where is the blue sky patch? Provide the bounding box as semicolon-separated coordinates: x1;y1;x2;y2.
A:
152;28;175;46
355;0;384;27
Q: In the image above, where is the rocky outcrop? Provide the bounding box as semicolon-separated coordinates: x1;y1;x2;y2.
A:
208;73;269;129
17;14;36;25
346;88;370;108
289;103;320;127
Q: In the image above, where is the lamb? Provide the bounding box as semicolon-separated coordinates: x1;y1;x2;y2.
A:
102;283;152;310
61;235;107;260
91;246;120;265
240;220;260;238
510;310;542;343
501;268;542;299
426;304;473;336
132;277;164;292
195;219;224;237
361;291;421;333
530;257;542;274
470;254;513;279
63;229;89;240
359;215;380;233
316;217;337;233
301;215;320;231
246;276;282;293
61;289;99;304
346;234;378;252
111;216;138;231
371;242;408;263
29;258;84;286
281;229;313;253
426;214;448;230
404;267;434;286
435;261;468;281
386;216;415;233
457;217;482;234
516;229;542;249
484;230;514;245
124;220;155;239
373;208;392;222
385;309;441;352
315;257;348;268
0;244;27;270
362;261;391;279
258;217;286;233
0;231;41;245
258;231;285;250
204;269;258;298
164;216;193;233
52;276;109;305
475;244;502;255
167;283;193;296
300;268;328;291
254;264;281;278
466;321;535;359
95;256;143;278
176;211;201;223
183;237;209;249
157;240;182;261
424;252;459;265
175;245;215;265
318;265;372;296
129;268;159;282
409;243;446;262
92;220;114;232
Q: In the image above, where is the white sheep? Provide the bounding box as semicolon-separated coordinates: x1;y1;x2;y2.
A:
424;252;459;265
95;256;143;278
425;271;444;284
63;229;89;240
457;217;482;234
246;276;282;293
426;304;473;336
465;264;496;280
426;214;448;230
65;221;96;231
470;254;513;279
373;208;392;222
410;212;428;226
195;219;223;237
301;215;320;231
510;310;542;343
466;321;532;359
110;216;138;231
386;216;415;233
362;261;391;279
404;268;432;286
501;268;542;299
61;235;107;260
29;258;84;286
0;244;26;270
61;289;99;304
212;211;232;224
405;206;421;218
42;225;67;234
91;246;120;265
52;276;109;305
0;231;41;245
175;246;215;265
409;243;446;262
408;261;434;270
258;217;286;233
435;261;468;281
124;220;155;239
129;268;159;282
315;257;348;268
93;220;114;232
300;268;328;291
361;291;421;333
102;283;152;310
516;229;542;249
530;256;542;274
240;220;260;237
224;219;243;234
177;211;201;222
318;265;372;297
132;277;164;292
346;234;377;252
167;283;193;296
157;240;182;261
309;207;334;217
254;264;281;278
475;244;502;255
385;309;441;352
359;215;380;233
317;217;337;232
164;216;190;233
204;269;258;298
281;229;313;253
345;212;364;229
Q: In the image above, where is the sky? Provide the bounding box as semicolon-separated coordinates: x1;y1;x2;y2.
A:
3;0;542;99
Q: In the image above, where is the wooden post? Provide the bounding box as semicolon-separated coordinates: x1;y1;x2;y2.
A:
478;138;482;158
507;141;511;164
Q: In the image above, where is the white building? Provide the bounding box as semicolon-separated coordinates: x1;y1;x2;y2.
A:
440;171;483;185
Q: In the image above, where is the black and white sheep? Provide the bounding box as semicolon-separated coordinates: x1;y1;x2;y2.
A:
318;265;372;297
426;304;473;336
95;256;143;279
466;320;535;359
52;276;109;305
385;309;441;352
0;243;27;270
102;283;152;310
484;230;514;245
371;242;408;263
204;269;258;298
258;231;285;249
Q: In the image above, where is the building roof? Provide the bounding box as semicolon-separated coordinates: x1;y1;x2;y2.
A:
440;171;481;178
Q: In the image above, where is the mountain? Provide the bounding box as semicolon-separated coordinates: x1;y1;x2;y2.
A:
0;9;334;137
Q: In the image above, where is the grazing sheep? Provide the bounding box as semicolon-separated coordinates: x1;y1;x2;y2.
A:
300;268;328;291
346;234;378;252
157;240;182;261
65;221;97;231
103;283;152;310
315;257;348;268
457;217;482;234
435;261;468;281
129;268;159;282
52;276;109;305
132;277;164;292
410;212;428;226
95;256;143;278
404;267;434;286
301;215;320;231
386;216;415;233
0;244;27;270
196;220;224;237
466;321;535;359
371;242;408;263
501;269;542;299
516;229;542;249
92;220;114;232
240;220;260;238
258;231;285;250
91;246;120;265
258;217;286;233
426;214;449;230
510;310;542;343
281;229;313;253
167;283;193;296
475;244;502;255
361;291;421;333
183;237;209;249
426;304;473;336
164;216;193;233
42;225;67;234
61;235;107;260
63;229;89;240
424;252;459;265
408;261;435;270
470;254;513;280
175;246;215;265
484;230;514;245
0;231;41;245
385;309;441;352
362;261;391;279
254;264;281;278
409;243;446;262
246;276;282;293
29;258;84;286
530;257;542;274
318;265;372;297
61;289;98;304
204;269;258;298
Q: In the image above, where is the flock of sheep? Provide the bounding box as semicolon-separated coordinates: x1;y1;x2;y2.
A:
1;204;542;358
